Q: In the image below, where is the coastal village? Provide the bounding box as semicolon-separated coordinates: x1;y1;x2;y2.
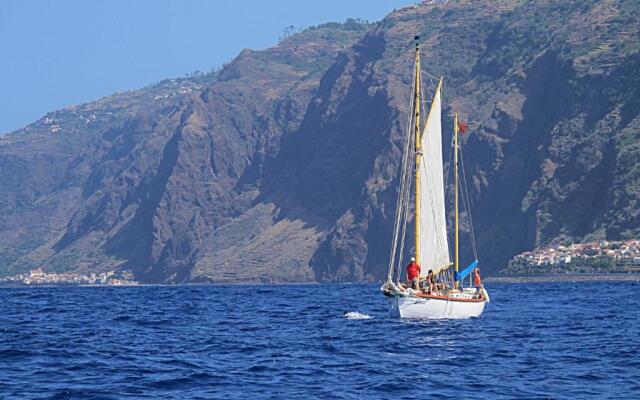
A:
502;239;640;274
0;268;139;286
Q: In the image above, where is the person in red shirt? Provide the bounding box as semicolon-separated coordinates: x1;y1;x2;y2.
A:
406;257;421;289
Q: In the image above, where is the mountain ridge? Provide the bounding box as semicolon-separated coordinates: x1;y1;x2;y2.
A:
1;2;638;283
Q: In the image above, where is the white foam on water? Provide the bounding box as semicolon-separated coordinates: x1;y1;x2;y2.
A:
343;311;372;320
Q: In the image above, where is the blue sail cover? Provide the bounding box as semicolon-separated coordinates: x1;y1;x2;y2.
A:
455;260;478;282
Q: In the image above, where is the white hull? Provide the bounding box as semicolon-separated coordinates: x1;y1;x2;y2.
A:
388;295;485;319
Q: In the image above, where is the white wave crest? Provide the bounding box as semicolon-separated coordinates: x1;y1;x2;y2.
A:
343;311;372;320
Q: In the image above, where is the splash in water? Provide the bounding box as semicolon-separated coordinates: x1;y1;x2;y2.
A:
343;311;372;320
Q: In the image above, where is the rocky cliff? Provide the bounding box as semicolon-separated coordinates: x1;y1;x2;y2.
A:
1;1;638;283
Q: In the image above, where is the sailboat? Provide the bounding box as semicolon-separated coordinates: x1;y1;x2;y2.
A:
381;37;489;319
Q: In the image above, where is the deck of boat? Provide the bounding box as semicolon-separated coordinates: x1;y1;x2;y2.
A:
413;291;485;303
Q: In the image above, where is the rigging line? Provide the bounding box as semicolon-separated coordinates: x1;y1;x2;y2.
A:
390;80;415;240
442;136;453;260
398;128;416;279
444;88;453;269
395;152;413;283
460;151;479;261
460;149;479;261
443;138;453;191
421;70;441;84
443;114;455;191
442;124;456;263
396;86;418;283
419;76;427;133
397;160;414;283
395;130;414;283
388;128;413;281
442;135;454;263
388;68;417;281
396;100;416;256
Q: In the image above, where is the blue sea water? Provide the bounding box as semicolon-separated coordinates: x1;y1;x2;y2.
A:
1;282;639;399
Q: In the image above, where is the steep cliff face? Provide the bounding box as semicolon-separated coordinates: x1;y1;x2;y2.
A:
1;2;638;282
446;0;640;269
258;0;639;280
0;21;372;282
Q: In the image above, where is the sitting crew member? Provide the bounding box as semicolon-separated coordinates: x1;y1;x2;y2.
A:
406;257;421;289
426;270;435;293
473;268;482;287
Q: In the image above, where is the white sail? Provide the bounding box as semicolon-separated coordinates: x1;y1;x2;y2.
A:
418;82;451;276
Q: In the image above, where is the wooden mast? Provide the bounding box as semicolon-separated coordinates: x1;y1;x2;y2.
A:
414;37;422;265
454;112;460;288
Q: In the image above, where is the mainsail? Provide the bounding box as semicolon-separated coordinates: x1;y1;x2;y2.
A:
418;80;451;276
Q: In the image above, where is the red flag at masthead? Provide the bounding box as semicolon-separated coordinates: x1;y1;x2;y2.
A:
457;120;468;134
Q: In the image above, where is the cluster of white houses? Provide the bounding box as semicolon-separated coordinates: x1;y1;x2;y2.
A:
507;240;640;272
0;268;138;286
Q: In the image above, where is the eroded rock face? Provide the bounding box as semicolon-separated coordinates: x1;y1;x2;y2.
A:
1;2;638;282
0;21;372;282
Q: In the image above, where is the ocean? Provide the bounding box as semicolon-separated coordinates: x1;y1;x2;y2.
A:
1;282;638;399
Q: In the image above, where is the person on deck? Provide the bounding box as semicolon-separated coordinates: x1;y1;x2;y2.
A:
406;257;421;289
426;270;435;293
473;268;482;288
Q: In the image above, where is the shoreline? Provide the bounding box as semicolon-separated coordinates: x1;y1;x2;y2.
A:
2;274;640;288
485;273;640;283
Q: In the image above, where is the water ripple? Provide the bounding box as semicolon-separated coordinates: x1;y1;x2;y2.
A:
0;282;639;399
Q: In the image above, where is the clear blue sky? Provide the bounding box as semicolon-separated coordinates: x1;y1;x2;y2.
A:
0;0;411;134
